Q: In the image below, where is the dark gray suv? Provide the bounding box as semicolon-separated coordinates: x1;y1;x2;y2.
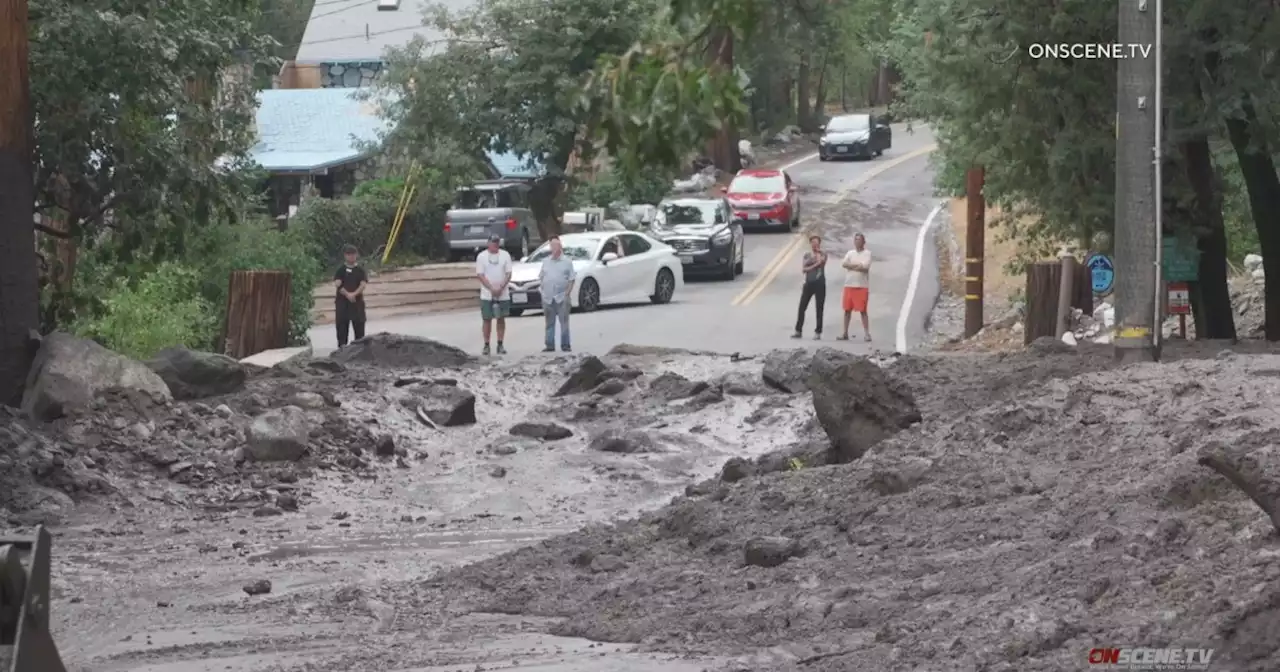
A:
444;180;541;261
650;197;745;281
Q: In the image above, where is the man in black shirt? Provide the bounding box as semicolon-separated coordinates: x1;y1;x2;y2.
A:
333;244;368;347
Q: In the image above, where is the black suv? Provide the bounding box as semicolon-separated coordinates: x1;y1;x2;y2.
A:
818;114;892;160
650;198;745;280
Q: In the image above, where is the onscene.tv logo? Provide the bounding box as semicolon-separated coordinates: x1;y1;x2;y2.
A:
1089;647;1214;669
1028;43;1152;59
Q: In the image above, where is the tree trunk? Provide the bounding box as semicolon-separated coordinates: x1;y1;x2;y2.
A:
840;66;848;111
1223;95;1280;340
0;0;39;406
1181;136;1236;340
812;57;829;123
797;53;812;131
704;26;740;173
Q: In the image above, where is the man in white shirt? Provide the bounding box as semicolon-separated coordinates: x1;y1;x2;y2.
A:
839;232;872;342
475;234;513;355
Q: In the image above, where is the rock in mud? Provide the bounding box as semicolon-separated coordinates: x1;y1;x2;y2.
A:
509;421;573;440
22;331;172;421
288;391;327;409
374;434;396;456
714;371;772;396
490;466;507;478
1028;335;1075;354
554;356;608;396
329;333;474;368
414;385;476;426
590;554;628;573
144;347;246;400
743;535;801;568
589;429;661;453
719;457;755;483
808;356;921;463
243;579;272;596
246;406;311;461
647;372;708;400
593;379;627;396
761;347;857;393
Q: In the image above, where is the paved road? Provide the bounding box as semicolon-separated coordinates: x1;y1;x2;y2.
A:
308;125;940;357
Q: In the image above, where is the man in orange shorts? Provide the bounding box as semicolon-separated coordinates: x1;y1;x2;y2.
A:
839;232;872;341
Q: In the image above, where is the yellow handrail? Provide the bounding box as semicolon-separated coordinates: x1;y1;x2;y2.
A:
382;163;419;264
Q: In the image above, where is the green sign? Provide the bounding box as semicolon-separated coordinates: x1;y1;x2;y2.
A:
1162;236;1199;282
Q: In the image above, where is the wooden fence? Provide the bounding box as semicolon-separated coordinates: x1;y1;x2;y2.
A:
1024;260;1093;345
312;263;476;325
225;270;292;359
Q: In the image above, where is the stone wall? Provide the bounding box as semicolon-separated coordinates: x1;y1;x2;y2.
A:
320;61;384;88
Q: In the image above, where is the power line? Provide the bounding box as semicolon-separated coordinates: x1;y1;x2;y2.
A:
297;24;429;47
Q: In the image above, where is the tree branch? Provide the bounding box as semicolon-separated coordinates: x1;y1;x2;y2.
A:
33;222;71;239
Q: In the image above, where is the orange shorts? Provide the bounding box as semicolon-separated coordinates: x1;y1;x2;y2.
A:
842;286;869;312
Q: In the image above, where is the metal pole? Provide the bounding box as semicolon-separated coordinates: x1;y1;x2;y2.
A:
964;167;985;337
1152;0;1164;357
1113;0;1158;363
1056;254;1076;338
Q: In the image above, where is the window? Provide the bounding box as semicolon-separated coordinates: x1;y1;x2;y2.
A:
527;242;592;262
622;234;651;256
661;202;716;225
826;115;871;132
727;174;786;193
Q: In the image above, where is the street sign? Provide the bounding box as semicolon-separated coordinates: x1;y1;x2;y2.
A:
1162;236;1200;282
1085;253;1115;295
1168;281;1191;314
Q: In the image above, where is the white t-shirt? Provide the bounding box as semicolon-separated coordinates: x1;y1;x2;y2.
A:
843;249;871;288
476;249;513;300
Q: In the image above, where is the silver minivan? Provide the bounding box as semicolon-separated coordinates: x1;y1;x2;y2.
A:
444;180;541;261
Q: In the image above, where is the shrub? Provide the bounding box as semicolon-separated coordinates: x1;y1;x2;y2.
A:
292;193;449;268
70;262;216;360
187;220;324;346
569;167;677;210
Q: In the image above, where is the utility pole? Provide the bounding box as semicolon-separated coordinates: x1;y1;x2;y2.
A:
964;166;985;337
0;0;39;406
1113;0;1159;362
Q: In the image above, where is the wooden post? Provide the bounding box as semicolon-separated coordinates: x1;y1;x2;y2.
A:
964;167;985;337
1055;255;1076;337
1025;261;1093;345
223;270;292;359
0;0;40;406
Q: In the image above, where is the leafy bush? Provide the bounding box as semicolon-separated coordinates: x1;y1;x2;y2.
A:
70;262;215;360
291;192;449;268
187;220;323;346
569;167;677;210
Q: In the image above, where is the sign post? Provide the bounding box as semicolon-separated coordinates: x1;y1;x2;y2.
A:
1167;281;1190;338
1085;253;1115;296
1162;237;1199;340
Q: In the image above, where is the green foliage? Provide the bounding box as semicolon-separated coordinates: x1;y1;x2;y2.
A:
187;221;323;346
70;263;216;360
568;167;677;209
290;193;449;269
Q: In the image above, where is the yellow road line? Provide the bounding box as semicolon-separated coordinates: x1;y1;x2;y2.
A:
730;143;937;307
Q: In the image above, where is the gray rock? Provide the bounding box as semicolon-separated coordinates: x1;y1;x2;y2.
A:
145;347;246;400
243;579;272;595
246;406;311;461
589;429;661;453
590;554;628;573
761;347;858;393
22;332;172;421
415;384;476;426
1028;336;1075;354
719;457;754;483
288;391;326;409
593;379;627;396
714;371;772;395
554;356;609;396
329;333;474;368
509;421;573;440
807;355;921;463
647;372;708;400
744;536;800;568
490;466;507;478
374;434;396;456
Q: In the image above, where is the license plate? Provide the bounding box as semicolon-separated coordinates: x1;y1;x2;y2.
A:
836;146;848;153
468;226;487;234
747;212;759;219
511;292;526;304
679;255;693;264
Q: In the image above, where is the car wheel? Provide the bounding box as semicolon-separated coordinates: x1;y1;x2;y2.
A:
509;308;524;317
578;278;600;312
650;268;676;304
721;248;736;281
819;154;829;162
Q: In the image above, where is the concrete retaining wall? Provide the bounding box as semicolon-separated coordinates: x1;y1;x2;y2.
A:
312;263;476;324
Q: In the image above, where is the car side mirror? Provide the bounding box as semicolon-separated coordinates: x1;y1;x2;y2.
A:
818;124;825;131
602;252;619;262
520;256;527;262
716;185;727;193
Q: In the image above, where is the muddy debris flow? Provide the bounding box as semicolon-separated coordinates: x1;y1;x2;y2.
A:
5;333;1280;671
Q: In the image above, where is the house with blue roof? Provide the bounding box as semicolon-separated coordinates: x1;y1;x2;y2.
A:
249;87;543;218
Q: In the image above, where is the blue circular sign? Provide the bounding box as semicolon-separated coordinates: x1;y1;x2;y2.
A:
1086;253;1115;294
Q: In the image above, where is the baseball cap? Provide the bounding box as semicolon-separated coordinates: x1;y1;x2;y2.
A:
487;234;502;243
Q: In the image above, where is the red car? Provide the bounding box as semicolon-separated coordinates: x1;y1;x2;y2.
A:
720;168;801;230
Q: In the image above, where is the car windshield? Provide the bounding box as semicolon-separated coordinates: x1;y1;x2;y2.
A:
525;243;593;262
826;115;870;132
454;188;514;209
728;174;785;193
661;203;717;225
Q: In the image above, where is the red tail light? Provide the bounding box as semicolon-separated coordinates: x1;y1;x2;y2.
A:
505;218;517;230
443;221;451;232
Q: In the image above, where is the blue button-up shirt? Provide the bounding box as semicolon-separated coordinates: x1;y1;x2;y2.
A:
539;255;576;304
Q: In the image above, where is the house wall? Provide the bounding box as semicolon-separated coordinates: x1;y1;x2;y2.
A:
277;61;324;89
317;62;385;88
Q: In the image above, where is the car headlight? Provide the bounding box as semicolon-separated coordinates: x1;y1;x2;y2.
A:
819;137;829;145
711;228;733;244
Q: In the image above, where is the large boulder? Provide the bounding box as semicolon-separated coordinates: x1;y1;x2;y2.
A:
761;347;858;393
554;356;609;396
647;372;708;400
22;332;171;421
807;355;921;463
415;384;476;426
246;406;312;461
330;333;474;369
145;347;246;400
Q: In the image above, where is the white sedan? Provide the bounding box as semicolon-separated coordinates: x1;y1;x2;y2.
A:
505;231;684;315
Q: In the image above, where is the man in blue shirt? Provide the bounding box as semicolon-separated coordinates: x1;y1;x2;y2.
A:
538;236;576;352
